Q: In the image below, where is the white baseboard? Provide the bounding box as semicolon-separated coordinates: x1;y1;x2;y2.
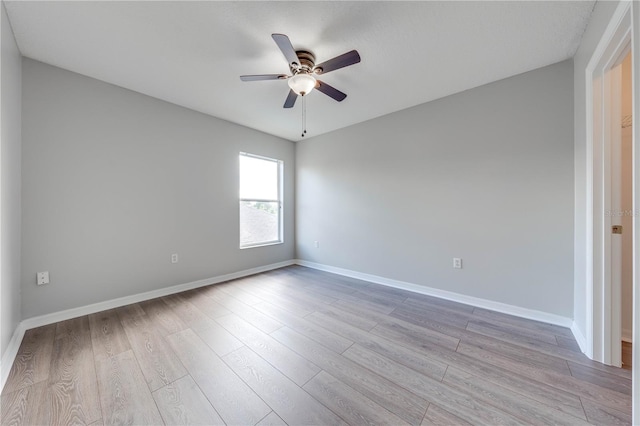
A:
0;322;27;392
295;259;574;328
0;259;294;394
1;258;584;393
21;260;295;331
571;322;588;354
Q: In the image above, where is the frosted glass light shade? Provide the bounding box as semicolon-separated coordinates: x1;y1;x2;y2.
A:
288;73;316;96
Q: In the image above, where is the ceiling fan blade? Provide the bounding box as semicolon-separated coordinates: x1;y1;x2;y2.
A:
315;80;347;102
272;34;299;66
314;50;361;74
240;74;287;81
283;89;298;108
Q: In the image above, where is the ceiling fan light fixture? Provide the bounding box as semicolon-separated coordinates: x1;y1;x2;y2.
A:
288;73;316;96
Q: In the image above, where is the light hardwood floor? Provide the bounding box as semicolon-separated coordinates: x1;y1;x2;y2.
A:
1;266;632;425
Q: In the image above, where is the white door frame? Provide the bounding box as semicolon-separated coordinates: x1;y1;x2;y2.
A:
584;1;640;425
585;0;632;366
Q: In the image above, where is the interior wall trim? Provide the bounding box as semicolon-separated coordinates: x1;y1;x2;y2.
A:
0;259;295;393
295;259;575;329
571;321;588;353
0;323;27;393
1;258;585;392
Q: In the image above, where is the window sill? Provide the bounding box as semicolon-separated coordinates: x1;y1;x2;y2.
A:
240;240;284;250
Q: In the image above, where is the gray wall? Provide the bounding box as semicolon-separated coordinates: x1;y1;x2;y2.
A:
296;60;574;317
572;0;620;338
1;2;22;358
21;59;295;319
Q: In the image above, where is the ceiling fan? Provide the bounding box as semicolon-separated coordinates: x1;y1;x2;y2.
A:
240;34;361;108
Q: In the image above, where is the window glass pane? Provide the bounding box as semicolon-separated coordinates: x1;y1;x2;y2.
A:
240;155;278;200
240;201;279;246
239;153;282;248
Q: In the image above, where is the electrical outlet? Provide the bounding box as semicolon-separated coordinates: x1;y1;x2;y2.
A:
314;241;320;248
37;271;50;285
171;253;179;264
453;258;462;269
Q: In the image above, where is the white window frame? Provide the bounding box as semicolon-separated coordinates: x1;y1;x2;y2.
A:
239;152;284;249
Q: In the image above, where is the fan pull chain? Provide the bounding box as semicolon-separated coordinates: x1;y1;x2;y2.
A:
301;95;307;137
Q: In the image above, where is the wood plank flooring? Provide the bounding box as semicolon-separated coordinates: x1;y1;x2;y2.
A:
1;265;633;425
622;341;632;371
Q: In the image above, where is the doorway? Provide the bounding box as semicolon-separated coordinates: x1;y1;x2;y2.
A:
585;2;632;368
584;2;639;421
620;51;633;369
605;47;633;370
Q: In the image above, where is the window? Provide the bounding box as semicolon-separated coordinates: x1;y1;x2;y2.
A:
239;152;283;248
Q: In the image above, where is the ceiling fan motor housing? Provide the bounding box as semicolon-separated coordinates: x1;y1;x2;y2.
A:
292;50;317;74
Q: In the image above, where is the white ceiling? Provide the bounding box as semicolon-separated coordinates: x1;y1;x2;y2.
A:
5;1;594;142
